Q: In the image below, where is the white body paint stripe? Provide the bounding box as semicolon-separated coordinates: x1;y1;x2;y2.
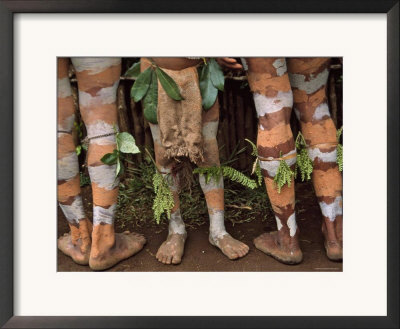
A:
78;81;119;108
93;204;117;225
88;165;119;190
58;152;79;181
307;147;337;163
71;57;121;75
202;121;219;140
259;149;297;177
149;124;161;144
275;216;283;231
272;58;287;77
199;174;224;193
319;196;342;222
312;102;330;120
287;213;297;237
289;69;329;95
253;90;293;117
58;77;72;98
209;210;228;240
58;114;75;132
59;196;85;224
86;121;117;145
168;210;186;235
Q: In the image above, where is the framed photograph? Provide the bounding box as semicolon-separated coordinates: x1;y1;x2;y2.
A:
1;1;398;328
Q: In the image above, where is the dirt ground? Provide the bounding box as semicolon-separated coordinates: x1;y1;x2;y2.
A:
57;181;342;272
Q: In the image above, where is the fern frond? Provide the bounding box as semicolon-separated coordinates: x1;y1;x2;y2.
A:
152;170;174;224
337;143;343;172
221;166;257;189
274;160;295;193
245;138;258;157
296;148;313;181
194;165;257;190
336;127;343;172
295;131;308;149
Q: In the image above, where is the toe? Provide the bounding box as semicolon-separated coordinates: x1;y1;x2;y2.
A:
172;256;181;264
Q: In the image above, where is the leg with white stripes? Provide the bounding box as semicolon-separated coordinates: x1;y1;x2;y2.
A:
57;58;92;265
288;57;343;260
246;58;302;264
150;123;187;265
198;100;249;260
72;57;146;270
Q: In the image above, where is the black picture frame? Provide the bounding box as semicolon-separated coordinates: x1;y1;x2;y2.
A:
0;1;398;328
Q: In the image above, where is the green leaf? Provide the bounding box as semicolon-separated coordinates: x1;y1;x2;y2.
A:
124;61;141;78
209;59;225;91
143;70;158;124
131;67;152;102
75;145;82;156
116;158;124;177
117;132;140;154
199;64;218;110
155;67;184;101
101;149;118;165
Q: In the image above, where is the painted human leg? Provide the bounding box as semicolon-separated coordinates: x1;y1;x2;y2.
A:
72;57;146;270
150;123;187;265
198;101;249;260
57;58;92;265
246;58;302;264
288;58;343;260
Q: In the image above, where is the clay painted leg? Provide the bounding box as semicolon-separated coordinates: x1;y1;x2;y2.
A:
246;58;302;264
72;57;146;270
288;57;343;260
198;101;249;260
150;123;187;265
57;58;92;265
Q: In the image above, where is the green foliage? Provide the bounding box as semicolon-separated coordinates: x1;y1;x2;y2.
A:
199;58;224;110
101;132;141;177
152;170;174;224
245;138;263;186
193;165;257;190
155;67;184;101
209;58;225;91
130;67;152;102
199;62;218;110
295;132;313;181
129;61;185;124
336;127;343;171
296;148;313;181
222;166;257;189
101;149;118;165
75;145;82;156
274;159;295;194
117;132;140;154
125;61;141;79
79;172;90;187
143;70;158;124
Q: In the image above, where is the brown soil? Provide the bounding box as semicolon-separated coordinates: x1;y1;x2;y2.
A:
57;181;342;272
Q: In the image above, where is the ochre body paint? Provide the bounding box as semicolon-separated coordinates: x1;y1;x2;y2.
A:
247;57;343;263
145;58;249;264
247;58;302;264
58;58;146;270
288;58;343;260
57;58;92;264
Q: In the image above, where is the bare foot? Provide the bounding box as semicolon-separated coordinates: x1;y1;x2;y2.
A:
322;220;342;261
58;233;90;265
254;231;303;265
209;234;249;260
156;233;187;265
89;231;146;271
